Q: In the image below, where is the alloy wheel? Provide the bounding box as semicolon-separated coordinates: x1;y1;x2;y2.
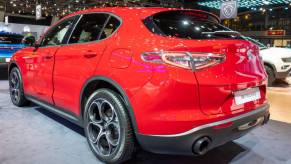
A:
10;71;20;103
86;98;121;157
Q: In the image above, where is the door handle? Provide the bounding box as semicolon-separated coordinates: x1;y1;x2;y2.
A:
43;54;54;60
84;51;97;58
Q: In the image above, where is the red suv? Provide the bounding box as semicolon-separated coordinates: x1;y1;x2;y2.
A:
9;7;270;163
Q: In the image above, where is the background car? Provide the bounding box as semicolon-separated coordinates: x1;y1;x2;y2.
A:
0;31;25;68
244;37;291;85
9;8;270;163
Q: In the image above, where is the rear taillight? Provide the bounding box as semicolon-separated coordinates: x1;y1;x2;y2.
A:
141;51;225;71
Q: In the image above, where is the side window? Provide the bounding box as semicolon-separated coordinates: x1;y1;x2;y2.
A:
100;16;121;40
41;16;76;47
69;13;108;44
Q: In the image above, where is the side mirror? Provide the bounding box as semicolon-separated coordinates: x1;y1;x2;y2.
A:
22;36;36;47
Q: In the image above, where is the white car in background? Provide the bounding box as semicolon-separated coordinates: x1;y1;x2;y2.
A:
244;37;291;85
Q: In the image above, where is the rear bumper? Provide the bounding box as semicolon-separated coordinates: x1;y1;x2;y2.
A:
136;104;270;156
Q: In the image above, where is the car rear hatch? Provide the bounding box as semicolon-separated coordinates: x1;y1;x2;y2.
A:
144;10;268;116
188;40;267;115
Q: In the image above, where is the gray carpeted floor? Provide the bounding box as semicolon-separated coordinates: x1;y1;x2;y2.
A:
0;79;291;164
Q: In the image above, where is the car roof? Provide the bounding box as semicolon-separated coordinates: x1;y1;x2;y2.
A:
64;7;219;22
69;7;171;16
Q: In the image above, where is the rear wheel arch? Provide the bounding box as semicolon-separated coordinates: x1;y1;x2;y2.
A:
80;76;139;133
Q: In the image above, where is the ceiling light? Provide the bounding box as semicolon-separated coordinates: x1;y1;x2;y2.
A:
182;20;189;25
199;0;291;9
263;1;270;5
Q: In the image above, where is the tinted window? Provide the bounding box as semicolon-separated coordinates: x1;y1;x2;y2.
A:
100;16;121;40
69;13;109;44
145;10;239;40
0;34;23;44
41;16;76;47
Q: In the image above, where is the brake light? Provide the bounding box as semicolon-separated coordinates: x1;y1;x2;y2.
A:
141;51;225;70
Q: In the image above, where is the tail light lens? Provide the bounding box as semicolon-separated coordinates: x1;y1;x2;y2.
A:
142;51;225;70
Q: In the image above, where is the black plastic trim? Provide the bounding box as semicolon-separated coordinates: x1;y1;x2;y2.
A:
80;76;139;133
136;104;270;156
26;95;83;127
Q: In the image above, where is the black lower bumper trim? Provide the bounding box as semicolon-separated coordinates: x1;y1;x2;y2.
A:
136;104;270;156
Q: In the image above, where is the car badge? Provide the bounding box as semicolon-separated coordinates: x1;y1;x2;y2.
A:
247;50;254;60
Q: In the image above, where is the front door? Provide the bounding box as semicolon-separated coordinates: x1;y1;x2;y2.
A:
32;16;77;104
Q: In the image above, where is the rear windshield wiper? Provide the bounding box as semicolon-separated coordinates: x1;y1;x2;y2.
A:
202;31;241;37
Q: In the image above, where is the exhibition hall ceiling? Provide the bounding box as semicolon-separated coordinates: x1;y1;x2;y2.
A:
2;0;290;17
0;0;181;16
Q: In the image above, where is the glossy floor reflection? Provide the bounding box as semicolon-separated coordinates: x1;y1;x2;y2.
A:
0;71;291;164
268;78;291;124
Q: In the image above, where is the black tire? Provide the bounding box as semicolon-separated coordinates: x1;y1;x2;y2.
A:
264;65;275;86
9;67;29;106
84;89;135;164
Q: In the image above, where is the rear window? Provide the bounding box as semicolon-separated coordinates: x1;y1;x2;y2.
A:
144;10;240;40
0;34;23;44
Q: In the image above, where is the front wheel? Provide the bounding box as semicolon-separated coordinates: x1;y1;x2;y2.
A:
84;89;135;164
9;67;29;106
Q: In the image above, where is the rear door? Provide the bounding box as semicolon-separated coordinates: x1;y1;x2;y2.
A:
31;16;77;103
53;13;120;115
